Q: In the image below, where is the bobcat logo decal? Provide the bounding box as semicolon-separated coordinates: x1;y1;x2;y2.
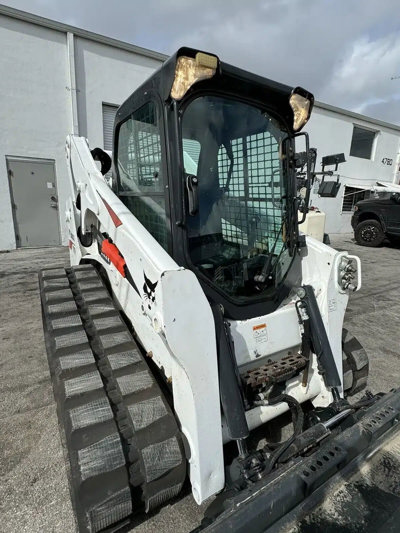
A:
143;272;158;310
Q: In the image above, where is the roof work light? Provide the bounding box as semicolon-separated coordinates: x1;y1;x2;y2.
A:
170;52;218;100
289;87;314;132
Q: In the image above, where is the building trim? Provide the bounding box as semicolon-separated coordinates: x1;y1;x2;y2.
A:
314;100;400;134
1;4;400;134
5;155;55;164
66;32;79;135
0;3;168;62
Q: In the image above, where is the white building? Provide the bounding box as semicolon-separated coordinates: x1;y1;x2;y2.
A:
0;4;164;251
306;103;400;233
1;4;399;250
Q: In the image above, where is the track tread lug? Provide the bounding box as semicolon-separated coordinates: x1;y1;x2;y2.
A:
39;269;132;533
39;265;186;531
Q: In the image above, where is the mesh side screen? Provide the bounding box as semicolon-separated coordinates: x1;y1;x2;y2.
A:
116;371;153;396
218;132;284;252
121;196;168;251
142;437;182;483
64;372;103;398
117;102;169;251
128;396;167;431
88;487;132;533
119;103;164;195
69;397;113;430
78;434;125;480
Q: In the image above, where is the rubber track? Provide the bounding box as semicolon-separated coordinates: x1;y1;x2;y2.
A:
342;327;369;396
39;265;186;532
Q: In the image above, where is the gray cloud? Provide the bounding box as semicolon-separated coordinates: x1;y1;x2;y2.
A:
2;0;400;123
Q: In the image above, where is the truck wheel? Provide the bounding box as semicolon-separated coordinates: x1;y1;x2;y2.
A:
342;328;369;396
354;219;384;247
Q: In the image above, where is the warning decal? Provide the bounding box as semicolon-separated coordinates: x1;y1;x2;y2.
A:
253;323;268;344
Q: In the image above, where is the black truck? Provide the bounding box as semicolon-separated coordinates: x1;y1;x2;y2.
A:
351;191;400;246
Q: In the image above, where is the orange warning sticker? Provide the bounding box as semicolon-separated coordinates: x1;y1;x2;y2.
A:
253;323;268;344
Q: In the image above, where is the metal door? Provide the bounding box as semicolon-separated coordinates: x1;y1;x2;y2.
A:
7;157;60;247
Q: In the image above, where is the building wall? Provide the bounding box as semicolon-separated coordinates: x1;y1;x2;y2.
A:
306;106;400;233
0;14;72;250
1;8;400;249
0;14;163;250
74;37;161;147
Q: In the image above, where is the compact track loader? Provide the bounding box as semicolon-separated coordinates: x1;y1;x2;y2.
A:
39;48;400;532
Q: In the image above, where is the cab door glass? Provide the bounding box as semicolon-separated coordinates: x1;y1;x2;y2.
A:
116;101;170;251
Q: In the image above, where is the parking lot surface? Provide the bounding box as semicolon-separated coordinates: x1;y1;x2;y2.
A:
1;235;400;532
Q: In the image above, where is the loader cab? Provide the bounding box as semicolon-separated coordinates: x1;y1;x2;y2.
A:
114;48;314;319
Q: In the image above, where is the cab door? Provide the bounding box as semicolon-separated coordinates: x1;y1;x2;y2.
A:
114;98;172;252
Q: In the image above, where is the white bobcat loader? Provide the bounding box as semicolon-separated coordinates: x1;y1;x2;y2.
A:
39;48;400;533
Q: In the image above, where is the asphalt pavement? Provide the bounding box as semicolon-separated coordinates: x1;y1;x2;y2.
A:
1;235;400;532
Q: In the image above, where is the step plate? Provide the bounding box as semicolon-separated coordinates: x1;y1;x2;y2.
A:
244;353;308;389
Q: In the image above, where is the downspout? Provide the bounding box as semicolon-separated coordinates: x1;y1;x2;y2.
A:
67;31;79;135
395;137;400;185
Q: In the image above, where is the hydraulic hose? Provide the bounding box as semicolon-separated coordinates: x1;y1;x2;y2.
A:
264;394;304;474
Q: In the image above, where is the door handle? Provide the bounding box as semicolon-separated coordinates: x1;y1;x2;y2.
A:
186;174;199;215
50;194;58;209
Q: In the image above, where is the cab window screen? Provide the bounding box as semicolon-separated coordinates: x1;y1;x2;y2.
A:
181;95;288;301
217;132;283;253
116;102;169;250
117;102;163;193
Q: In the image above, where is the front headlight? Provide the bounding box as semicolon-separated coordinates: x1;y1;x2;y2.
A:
353;205;359;212
170;53;218;100
289;87;314;132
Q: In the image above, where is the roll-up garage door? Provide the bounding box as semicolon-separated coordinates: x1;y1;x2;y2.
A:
102;104;118;151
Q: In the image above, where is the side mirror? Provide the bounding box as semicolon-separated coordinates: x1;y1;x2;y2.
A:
314;152;345;198
321;153;346;172
318;176;341;198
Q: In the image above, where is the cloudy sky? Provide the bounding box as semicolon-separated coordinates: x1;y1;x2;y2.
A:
3;0;400;123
